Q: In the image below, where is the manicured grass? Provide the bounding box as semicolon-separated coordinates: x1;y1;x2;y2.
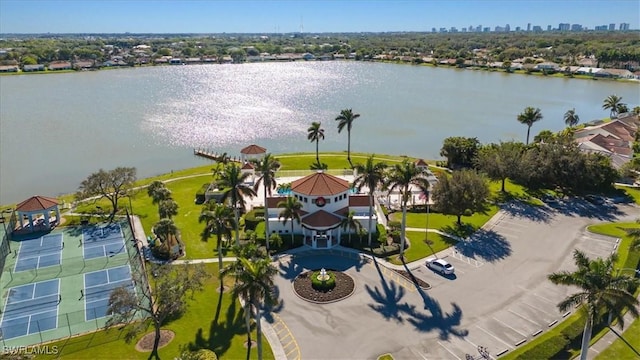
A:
377;354;395;360
588;222;640;273
276;152;419;172
594;317;640;360
615;185;640;205
39;263;273;360
388;231;457;264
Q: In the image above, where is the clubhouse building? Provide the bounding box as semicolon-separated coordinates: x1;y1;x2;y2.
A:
265;171;377;249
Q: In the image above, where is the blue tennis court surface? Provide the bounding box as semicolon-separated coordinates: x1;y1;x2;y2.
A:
83;223;125;260
15;233;63;272
0;279;60;340
84;265;134;321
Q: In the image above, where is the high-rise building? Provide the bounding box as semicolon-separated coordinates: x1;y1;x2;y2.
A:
483;27;490;32
515;26;521;31
476;25;482;32
432;27;437;33
609;23;615;30
547;25;552;31
620;23;630;30
469;24;474;32
450;27;458;32
527;23;531;31
533;25;543;32
559;23;570;31
571;24;583;31
505;24;510;32
595;25;608;31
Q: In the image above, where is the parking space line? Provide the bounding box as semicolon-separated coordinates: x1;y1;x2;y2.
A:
582;236;617;243
437;341;463;360
508;309;541;326
522;301;558;319
492;317;528;338
475;325;514;349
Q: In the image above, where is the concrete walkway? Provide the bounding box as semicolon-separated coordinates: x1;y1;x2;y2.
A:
586;306;640;359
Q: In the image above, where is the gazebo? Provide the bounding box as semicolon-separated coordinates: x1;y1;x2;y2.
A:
15;195;61;232
240;144;266;163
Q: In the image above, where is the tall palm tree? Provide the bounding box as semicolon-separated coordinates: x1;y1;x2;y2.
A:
624;222;640;251
602;94;624;119
152;218;178;251
251;154;280;251
307;122;325;164
199;201;235;277
147;180;170;204
385;160;430;259
158;199;179;219
218;164;257;246
564;108;580;127
225;257;278;360
335;108;360;166
517;106;543;145
353;155;388;246
340;210;362;245
277;196;302;246
548;250;640;360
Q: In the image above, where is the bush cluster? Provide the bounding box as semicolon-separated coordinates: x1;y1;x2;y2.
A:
311;270;336;291
244;207;265;230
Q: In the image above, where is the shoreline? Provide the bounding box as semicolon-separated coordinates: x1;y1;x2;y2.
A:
2;60;637;84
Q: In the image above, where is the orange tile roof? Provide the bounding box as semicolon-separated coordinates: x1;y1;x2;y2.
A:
240;144;267;154
302;210;342;228
16;196;59;212
291;171;349;196
414;158;428;167
241;162;255;170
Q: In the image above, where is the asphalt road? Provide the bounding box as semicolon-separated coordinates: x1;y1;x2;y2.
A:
268;200;640;360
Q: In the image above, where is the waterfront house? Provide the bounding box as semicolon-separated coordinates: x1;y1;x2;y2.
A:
23;64;45;72
0;65;18;72
48;61;72;70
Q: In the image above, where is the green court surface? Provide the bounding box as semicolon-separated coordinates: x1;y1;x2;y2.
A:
0;220;148;347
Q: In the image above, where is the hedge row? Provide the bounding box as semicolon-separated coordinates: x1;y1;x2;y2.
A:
244;207;265;230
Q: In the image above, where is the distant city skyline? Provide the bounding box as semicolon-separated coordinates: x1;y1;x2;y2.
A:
0;0;638;34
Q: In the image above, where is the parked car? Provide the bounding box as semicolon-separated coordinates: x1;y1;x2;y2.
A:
426;258;455;275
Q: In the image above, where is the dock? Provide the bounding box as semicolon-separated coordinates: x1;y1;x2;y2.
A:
193;148;240;163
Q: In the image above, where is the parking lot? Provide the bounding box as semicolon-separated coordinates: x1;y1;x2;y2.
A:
269;202;639;360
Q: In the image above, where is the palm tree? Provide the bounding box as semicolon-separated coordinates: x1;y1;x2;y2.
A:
218;164;257;246
602;94;624;118
152;218;178;251
517;106;543;145
199;201;235;277
353;155;387;246
548;250;640;360
335;108;360;166
564;108;580;127
340;210;362;245
307;122;325;164
624;222;640;251
277;196;302;246
158;199;179;219
251;154;280;251
225;257;278;360
385;160;430;259
147;180;169;204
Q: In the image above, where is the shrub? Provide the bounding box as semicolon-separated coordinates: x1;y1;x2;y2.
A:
151;245;171;260
516;335;569;360
195;183;210;204
311;270;336;291
244;207;265;230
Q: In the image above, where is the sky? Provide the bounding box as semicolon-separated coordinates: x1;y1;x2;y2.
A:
0;0;638;34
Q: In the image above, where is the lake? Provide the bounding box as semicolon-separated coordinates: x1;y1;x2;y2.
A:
1;61;638;204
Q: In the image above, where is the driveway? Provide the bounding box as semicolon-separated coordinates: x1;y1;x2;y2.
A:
268;201;640;360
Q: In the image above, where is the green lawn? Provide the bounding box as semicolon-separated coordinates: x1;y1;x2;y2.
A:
39;263;273;360
388;231;457;264
595;317;640;360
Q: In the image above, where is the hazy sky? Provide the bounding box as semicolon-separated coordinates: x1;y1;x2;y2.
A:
1;0;638;34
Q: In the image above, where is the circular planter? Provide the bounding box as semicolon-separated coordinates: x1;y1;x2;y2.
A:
293;269;355;304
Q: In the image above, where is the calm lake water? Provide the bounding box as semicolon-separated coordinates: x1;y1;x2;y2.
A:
1;62;638;204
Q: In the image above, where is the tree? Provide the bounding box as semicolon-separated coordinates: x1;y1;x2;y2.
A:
602;94;625;118
199;201;235;281
76;167;136;221
107;263;209;360
251;154;280;251
548;250;639;360
223;257;278;360
153;218;178;251
439;136;480;169
340;210;362;245
158;199;179;219
517;106;543;145
307;122;325;163
335;108;360;166
564;108;580;127
623;221;640;251
474;141;524;192
218;164;257;246
533;129;555;144
385;160;430;259
277;196;302;246
147;180;170;205
431;170;489;225
353;155;387;246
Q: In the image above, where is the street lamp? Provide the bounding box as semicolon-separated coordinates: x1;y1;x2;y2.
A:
424;191;436;258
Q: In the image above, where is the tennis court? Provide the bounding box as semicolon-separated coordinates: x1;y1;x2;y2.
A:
0;279;60;340
83;265;134;321
14;233;63;272
82;223;126;260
